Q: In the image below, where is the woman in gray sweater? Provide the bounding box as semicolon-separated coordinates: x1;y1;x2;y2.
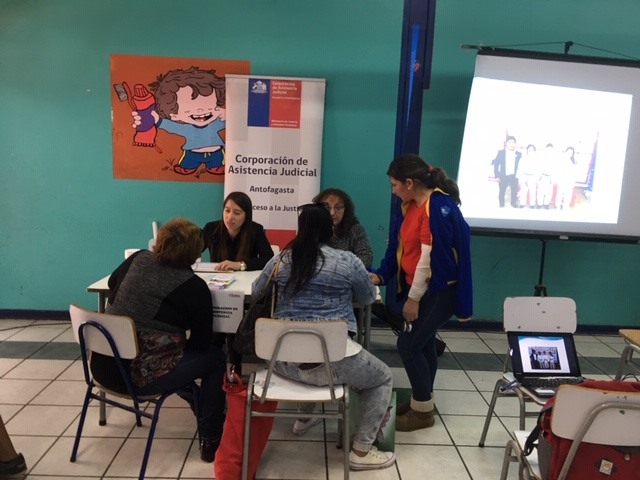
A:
313;188;373;268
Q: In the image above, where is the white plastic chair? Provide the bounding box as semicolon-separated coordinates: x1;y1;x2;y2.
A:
243;317;350;480
500;382;640;479
69;304;197;480
270;244;281;255
479;296;577;446
614;328;640;380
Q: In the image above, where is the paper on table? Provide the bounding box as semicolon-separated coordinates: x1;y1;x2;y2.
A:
208;274;236;290
193;262;219;272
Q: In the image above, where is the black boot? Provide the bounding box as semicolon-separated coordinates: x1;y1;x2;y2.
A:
0;453;27;475
199;438;221;463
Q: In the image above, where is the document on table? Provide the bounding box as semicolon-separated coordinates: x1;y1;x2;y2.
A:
207;274;236;290
192;262;219;272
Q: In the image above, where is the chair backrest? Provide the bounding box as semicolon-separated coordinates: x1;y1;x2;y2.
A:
254;317;348;363
551;384;640;446
270;244;281;255
69;304;138;359
503;296;577;333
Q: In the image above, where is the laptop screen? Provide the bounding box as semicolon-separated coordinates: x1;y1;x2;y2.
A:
508;332;581;377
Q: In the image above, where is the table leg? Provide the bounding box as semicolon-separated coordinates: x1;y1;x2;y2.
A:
98;292;106;313
363;304;371;350
355;306;364;346
97;292;107;421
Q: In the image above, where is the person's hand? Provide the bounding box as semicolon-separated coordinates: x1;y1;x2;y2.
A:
368;272;381;285
215;260;240;271
132;110;159;128
403;298;419;322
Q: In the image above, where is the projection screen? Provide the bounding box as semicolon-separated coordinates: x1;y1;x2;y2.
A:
457;49;640;243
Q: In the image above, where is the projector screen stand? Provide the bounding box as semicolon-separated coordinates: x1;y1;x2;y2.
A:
534;239;548;297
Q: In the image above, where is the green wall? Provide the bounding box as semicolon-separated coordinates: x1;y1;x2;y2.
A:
1;0;639;327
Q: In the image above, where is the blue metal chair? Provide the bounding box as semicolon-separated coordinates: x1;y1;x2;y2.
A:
69;304;198;480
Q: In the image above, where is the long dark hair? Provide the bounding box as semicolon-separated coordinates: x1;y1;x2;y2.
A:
284;204;333;295
387;153;461;205
312;188;359;238
214;191;254;261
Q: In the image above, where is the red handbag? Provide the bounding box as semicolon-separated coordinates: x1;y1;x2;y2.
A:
214;372;277;480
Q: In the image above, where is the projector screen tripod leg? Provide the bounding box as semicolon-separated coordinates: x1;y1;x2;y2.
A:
534;239;548;297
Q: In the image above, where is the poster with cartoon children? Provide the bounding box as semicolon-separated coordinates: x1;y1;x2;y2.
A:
110;54;250;182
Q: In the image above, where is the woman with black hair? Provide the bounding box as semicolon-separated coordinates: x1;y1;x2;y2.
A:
312;188;373;268
370;153;473;432
202;191;274;271
251;204;395;471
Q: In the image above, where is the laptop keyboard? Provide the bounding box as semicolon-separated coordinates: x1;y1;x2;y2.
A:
525;376;584;390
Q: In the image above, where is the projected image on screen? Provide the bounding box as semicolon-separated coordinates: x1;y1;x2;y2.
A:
456;52;640;241
458;78;631;224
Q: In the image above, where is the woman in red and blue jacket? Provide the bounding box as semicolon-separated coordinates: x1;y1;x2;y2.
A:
370;153;473;432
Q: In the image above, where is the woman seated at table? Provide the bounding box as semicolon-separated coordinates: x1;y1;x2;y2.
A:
312;188;373;268
90;217;227;463
202;191;274;271
251;204;395;471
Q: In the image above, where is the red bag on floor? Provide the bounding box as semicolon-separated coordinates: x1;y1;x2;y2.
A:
538;380;640;480
214;372;276;480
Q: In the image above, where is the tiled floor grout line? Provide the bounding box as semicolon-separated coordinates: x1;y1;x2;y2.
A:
0;325;629;479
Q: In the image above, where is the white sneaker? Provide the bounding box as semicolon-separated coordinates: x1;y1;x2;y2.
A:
349;446;396;471
292;417;322;436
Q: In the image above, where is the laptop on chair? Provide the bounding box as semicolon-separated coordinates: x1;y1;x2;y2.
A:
505;331;584;397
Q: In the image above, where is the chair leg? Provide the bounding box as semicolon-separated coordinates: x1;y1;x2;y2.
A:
99;390;107;426
70;386;94;462
343;389;350;480
500;439;517;480
138;395;169;480
132;398;143;427
615;345;633;380
514;389;527;430
330;402;344;450
479;378;505;446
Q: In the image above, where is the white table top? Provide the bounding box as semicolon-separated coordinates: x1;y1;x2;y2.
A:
87;270;261;297
86;268;377;346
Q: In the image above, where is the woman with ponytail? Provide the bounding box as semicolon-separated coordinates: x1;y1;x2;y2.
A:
370;153;473;432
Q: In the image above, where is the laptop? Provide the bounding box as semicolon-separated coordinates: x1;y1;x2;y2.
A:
506;331;584;397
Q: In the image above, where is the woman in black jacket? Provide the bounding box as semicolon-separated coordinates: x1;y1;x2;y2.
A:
202;191;274;271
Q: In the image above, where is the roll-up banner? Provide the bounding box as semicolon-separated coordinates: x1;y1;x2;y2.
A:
224;75;326;247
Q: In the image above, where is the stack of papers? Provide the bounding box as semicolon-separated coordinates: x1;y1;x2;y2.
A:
193;262;219;272
208;274;236;290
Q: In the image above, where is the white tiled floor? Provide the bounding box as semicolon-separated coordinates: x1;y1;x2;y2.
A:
0;319;630;479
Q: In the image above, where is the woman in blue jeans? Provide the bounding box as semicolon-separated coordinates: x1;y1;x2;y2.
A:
370;154;473;432
251;204;395;471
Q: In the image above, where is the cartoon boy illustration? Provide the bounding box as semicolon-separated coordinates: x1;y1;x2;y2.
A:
133;66;227;175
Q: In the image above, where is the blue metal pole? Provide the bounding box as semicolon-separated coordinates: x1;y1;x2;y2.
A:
385;0;437;309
